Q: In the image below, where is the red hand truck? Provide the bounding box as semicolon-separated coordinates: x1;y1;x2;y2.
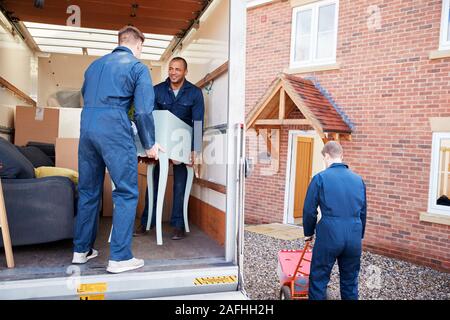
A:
277;241;312;300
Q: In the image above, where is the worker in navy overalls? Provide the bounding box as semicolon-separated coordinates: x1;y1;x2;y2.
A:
303;141;367;300
72;26;163;274
134;57;204;240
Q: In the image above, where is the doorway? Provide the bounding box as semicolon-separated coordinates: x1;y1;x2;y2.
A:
284;131;324;225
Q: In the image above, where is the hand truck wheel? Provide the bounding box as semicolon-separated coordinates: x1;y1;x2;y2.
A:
279;285;292;300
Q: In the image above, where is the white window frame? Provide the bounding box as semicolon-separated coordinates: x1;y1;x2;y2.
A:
439;0;450;50
289;0;339;69
427;132;450;216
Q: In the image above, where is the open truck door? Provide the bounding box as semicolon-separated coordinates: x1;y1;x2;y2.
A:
0;0;247;299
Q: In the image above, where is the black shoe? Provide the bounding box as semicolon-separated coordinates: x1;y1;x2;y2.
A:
133;225;148;237
171;228;185;240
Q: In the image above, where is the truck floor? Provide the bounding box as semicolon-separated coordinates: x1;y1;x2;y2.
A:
0;217;225;281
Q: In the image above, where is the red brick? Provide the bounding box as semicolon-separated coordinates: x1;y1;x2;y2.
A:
245;0;450;272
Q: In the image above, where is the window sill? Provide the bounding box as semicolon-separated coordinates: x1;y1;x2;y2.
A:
419;211;450;226
284;63;340;74
429;117;450;132
429;49;450;60
290;0;321;7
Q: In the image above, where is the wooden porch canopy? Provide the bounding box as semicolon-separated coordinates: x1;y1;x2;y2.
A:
246;73;352;142
0;0;209;37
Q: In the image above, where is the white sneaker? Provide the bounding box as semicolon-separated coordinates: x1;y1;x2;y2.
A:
72;249;98;264
106;257;144;274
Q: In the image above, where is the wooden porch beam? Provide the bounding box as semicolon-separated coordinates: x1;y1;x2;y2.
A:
279;88;285;120
322;133;338;143
328;132;339;141
247;82;283;129
321;132;352;143
339;133;352;141
255;119;312;126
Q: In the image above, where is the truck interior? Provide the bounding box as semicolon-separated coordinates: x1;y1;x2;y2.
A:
0;0;240;296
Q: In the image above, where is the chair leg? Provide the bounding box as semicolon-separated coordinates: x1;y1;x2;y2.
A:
156;154;169;245
108;180;116;243
184;166;194;233
146;164;155;231
0;179;14;268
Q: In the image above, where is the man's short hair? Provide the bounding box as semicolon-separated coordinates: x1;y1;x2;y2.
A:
118;26;145;45
321;141;343;158
170;57;188;70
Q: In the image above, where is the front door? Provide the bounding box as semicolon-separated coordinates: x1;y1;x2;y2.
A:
293;137;314;220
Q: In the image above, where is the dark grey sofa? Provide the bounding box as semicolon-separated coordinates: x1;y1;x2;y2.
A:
0;137;75;247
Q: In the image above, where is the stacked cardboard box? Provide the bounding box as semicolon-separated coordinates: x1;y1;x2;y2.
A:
14;105;81;146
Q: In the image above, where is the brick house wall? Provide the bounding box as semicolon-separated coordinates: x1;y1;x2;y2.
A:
245;0;450;271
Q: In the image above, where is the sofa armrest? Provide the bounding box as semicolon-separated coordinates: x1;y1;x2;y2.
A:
1;176;76;246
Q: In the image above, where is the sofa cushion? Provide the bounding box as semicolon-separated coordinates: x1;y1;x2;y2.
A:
16;146;55;168
0;137;35;179
26;141;55;160
35;166;78;184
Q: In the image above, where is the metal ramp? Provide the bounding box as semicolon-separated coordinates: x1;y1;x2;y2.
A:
0;265;239;300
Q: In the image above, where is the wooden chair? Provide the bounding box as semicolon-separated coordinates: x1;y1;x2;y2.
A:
0;178;14;268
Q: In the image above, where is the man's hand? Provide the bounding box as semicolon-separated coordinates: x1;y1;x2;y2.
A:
186;151;196;167
145;143;165;160
304;235;314;243
187;151;202;166
187;151;201;178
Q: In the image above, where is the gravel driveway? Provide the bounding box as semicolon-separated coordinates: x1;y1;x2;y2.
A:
243;230;450;300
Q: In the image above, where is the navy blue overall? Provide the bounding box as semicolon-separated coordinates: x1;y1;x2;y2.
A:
74;46;155;261
140;77;204;229
303;163;367;300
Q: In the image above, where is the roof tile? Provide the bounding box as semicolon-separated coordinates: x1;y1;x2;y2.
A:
283;74;351;133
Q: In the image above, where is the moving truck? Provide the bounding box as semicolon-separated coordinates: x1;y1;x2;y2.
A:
0;0;247;299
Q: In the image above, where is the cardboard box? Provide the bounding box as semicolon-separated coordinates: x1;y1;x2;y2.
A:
15;106;59;146
54;137;113;218
102;172;113;217
136;163;148;217
55;138;79;171
14;105;81;146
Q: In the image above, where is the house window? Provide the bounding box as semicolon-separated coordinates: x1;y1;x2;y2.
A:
290;0;339;68
440;0;450;50
428;132;450;215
